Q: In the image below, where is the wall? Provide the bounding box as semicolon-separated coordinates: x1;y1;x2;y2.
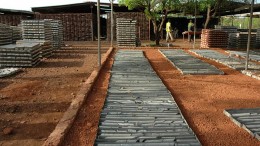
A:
36;13;95;41
0;15;29;26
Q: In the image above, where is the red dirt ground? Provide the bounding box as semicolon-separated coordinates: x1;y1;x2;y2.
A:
0;45;108;146
63;47;260;146
1;40;260;146
145;49;260;146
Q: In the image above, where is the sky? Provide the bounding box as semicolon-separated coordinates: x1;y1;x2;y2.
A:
0;0;118;11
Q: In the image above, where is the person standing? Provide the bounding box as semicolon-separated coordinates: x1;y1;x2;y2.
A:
188;20;194;42
166;20;173;42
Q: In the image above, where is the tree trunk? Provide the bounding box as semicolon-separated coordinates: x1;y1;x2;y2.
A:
204;5;211;29
151;14;167;46
152;21;160;46
155;34;160;45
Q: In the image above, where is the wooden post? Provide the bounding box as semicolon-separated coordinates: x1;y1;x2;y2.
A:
245;0;255;70
97;0;101;67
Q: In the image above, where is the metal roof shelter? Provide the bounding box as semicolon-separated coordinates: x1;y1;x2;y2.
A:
31;2;140;14
0;8;34;26
235;3;260;13
0;8;33;15
32;1;149;41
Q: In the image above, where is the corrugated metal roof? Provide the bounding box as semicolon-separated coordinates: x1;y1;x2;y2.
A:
0;8;33;15
31;2;140;14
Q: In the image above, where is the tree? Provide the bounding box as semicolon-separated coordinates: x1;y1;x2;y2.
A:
199;0;227;28
118;0;181;45
181;0;226;29
196;0;247;29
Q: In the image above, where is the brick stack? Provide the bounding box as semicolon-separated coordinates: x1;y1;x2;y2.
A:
200;29;228;48
16;40;52;58
0;23;12;46
107;12;149;41
0;43;41;67
10;26;22;43
50;20;64;49
116;18;136;47
228;32;256;49
35;13;94;41
21;20;53;41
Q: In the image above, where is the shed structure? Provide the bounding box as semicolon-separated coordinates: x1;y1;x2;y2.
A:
0;8;34;26
32;2;149;41
1;1;257;42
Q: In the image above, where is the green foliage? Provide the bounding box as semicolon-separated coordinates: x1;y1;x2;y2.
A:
179;0;216;14
182;0;240;15
198;0;215;10
118;0;145;10
222;16;260;29
118;0;182;21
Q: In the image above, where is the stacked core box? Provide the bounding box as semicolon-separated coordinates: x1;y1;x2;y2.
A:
21;20;53;41
10;26;22;43
0;43;41;67
256;28;260;49
16;40;53;58
50;20;64;49
116;18;136;47
0;23;12;46
228;32;256;49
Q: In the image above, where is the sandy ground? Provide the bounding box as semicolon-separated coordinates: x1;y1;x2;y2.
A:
1;39;260;146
